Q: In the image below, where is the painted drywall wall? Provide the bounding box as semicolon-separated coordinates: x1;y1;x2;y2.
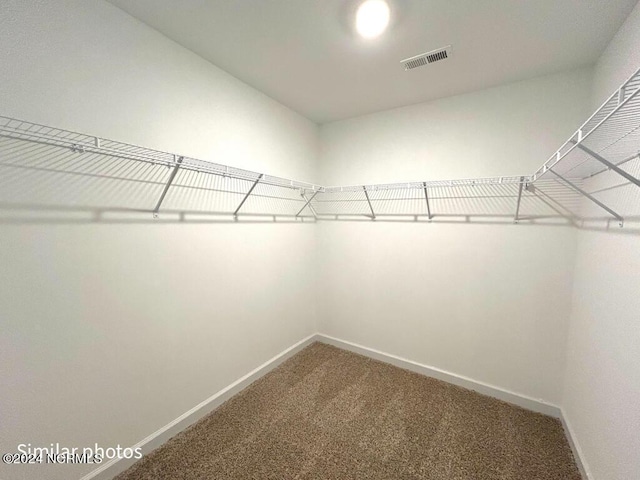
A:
1;2;635;480
317;69;593;406
562;1;640;479
0;2;318;480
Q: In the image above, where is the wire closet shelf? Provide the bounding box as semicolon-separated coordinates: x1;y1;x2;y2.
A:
0;67;639;225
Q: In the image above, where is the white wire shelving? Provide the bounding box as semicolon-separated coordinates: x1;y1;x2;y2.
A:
311;176;583;225
1;67;639;226
0;116;323;221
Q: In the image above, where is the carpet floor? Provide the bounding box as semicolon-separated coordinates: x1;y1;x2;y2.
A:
115;342;581;480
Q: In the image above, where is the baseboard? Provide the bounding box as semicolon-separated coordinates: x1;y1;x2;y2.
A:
317;334;597;477
560;410;591;480
79;333;318;480
316;334;562;418
81;332;578;480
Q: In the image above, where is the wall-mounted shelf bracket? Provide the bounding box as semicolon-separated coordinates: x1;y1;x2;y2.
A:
422;182;433;220
297;191;319;218
153;155;183;218
514;176;525;223
363;186;376;220
234;173;264;219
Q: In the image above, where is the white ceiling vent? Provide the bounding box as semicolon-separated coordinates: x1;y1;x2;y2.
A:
401;45;451;71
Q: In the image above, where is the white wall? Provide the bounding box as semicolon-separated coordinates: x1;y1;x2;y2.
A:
562;2;640;479
317;69;593;406
0;2;318;480
319;69;592;184
2;2;637;480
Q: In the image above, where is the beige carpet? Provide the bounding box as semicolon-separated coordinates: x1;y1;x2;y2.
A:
115;342;581;480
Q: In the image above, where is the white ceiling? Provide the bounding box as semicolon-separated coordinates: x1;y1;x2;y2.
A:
108;0;638;123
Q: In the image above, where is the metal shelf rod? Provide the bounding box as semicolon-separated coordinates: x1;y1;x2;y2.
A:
234;174;263;217
514;177;524;223
296;191;319;217
153;156;183;215
363;186;376;219
423;182;433;219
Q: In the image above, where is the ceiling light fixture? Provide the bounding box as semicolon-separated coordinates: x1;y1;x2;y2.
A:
356;0;390;39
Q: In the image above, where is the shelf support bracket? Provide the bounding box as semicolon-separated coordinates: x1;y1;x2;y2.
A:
571;141;640;189
514;176;524;223
550;170;623;225
363;186;376;219
234;174;263;218
153;156;183;217
296;191;319;218
423;182;433;219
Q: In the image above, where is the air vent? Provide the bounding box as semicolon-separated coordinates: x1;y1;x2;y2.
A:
401;45;451;71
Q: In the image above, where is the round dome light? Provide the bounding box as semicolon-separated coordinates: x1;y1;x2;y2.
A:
356;0;390;39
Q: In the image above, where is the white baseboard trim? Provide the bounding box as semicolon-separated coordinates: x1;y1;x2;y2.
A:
80;332;583;480
560;410;591;480
316;335;594;478
79;333;318;480
316;333;562;418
